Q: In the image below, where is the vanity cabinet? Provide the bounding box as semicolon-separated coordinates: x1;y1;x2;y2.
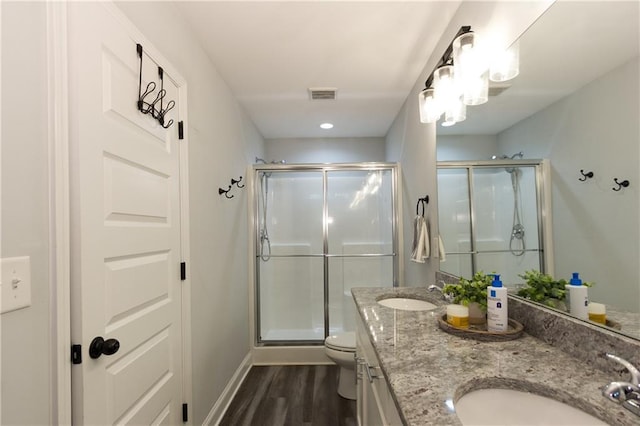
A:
356;313;403;426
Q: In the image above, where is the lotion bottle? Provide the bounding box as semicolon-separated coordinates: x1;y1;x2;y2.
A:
487;274;508;332
566;272;589;320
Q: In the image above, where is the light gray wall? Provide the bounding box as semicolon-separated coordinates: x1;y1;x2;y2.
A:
436;134;498;161
1;2;51;424
498;57;640;312
114;2;265;423
386;93;437;286
266;137;386;163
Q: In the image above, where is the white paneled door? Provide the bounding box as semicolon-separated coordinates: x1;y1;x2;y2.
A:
68;3;186;424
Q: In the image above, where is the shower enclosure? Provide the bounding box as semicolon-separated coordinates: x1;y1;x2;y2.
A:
437;159;551;286
255;163;398;345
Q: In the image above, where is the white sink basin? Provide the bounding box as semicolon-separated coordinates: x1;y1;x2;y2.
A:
456;388;606;425
377;298;437;311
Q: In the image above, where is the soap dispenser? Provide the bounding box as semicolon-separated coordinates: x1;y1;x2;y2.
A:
566;272;589;320
487;274;508;332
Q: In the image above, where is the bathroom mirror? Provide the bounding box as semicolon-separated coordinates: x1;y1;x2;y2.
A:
435;1;640;340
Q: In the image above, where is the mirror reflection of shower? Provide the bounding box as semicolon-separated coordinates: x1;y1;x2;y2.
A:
256;158;286;261
492;152;526;256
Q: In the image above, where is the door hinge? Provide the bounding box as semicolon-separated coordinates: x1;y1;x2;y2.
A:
178;121;184;140
180;262;186;281
182;403;188;422
71;344;82;364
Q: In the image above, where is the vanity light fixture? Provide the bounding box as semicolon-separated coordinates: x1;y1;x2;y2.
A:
419;26;520;127
453;31;489;106
490;40;520;82
433;65;466;126
320;122;334;129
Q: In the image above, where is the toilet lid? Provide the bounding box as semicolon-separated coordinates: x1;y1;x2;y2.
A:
325;331;356;351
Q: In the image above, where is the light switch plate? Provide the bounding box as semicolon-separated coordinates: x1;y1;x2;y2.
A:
1;256;31;314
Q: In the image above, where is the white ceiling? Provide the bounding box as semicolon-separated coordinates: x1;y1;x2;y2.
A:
174;1;461;139
173;1;639;141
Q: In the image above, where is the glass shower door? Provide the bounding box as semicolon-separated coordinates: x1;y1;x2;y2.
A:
436;168;473;278
257;171;324;342
473;166;541;285
255;164;398;345
326;169;395;334
437;162;546;288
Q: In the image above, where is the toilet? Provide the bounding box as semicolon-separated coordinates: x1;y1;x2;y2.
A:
324;331;356;400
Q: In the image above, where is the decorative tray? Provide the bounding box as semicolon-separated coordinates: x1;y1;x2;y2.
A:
437;314;524;342
606;319;622;330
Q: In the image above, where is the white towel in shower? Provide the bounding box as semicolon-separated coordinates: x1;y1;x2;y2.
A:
411;216;430;263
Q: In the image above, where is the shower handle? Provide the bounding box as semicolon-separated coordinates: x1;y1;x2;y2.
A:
511;224;525;239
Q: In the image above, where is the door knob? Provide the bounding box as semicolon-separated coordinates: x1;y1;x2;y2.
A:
89;336;120;359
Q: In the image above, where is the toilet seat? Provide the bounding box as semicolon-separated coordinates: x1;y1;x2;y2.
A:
325;332;355;352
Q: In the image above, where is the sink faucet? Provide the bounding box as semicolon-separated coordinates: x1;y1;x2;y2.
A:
428;280;453;302
602;353;640;416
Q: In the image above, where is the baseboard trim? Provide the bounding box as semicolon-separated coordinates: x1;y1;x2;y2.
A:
203;352;252;426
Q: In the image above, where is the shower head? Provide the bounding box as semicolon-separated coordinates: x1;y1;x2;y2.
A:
491;152;524;160
255;157;286;164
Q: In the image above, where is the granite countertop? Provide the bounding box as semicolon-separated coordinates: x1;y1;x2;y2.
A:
606;306;640;340
352;286;637;426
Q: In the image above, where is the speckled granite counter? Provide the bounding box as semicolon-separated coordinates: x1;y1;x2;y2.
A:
352;286;637;426
607;306;640;340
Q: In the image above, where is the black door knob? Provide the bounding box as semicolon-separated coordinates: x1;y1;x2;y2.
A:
89;336;120;359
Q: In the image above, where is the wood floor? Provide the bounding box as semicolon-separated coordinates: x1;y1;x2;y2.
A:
219;365;357;426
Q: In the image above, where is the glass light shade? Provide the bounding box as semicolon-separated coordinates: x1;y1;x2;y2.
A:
490;40;520;82
418;88;441;123
441;97;466;127
433;65;460;108
462;71;489;106
434;65;465;126
453;31;488;106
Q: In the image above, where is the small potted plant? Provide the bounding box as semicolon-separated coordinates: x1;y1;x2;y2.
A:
443;271;493;324
516;270;594;311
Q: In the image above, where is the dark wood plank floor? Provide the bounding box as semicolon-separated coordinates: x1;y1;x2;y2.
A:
219;365;357;426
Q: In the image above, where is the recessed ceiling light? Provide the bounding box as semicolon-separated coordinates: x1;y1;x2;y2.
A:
320;122;334;129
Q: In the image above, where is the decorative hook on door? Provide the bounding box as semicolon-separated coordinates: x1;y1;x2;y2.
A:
612;178;630;192
136;44;175;129
578;169;594;181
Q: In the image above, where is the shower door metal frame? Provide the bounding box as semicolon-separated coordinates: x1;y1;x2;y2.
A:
253;163;399;346
437;159;550;278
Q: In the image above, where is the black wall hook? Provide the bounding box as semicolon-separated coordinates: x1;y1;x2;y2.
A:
416;195;429;217
612;178;630;192
578;169;594;181
137;44;175;129
218;185;234;199
231;176;245;188
219;175;246;199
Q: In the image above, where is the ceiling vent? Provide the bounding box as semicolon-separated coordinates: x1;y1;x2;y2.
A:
488;83;512;97
308;87;337;101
